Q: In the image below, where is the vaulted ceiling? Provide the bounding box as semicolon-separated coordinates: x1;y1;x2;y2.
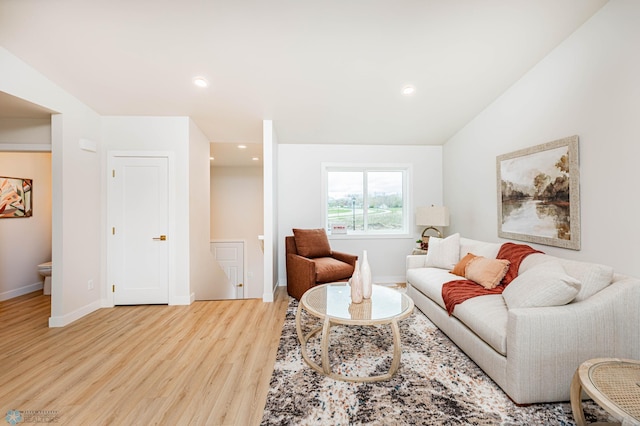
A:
0;0;608;146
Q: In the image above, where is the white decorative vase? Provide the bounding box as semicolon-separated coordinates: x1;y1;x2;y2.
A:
350;260;363;304
361;250;372;299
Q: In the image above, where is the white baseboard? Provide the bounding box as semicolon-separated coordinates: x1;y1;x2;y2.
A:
48;299;102;328
277;276;405;288
169;295;192;305
263;279;280;302
375;275;406;284
262;292;274;302
0;282;43;301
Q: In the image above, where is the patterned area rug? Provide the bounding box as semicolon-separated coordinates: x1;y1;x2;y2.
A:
262;297;612;425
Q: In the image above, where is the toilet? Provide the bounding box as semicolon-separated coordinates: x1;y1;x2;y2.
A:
38;262;52;295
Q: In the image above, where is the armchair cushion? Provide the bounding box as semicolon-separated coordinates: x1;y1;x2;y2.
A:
293;228;332;258
314;257;356;283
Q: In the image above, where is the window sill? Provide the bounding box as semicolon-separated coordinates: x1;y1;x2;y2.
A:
328;233;412;240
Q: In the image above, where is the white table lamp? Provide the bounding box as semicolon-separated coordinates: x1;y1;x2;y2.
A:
416;206;450;239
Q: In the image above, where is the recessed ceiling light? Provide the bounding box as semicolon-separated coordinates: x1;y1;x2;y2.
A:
193;77;209;88
402;85;416;96
238;145;247;149
252;157;259;161
209;156;214;161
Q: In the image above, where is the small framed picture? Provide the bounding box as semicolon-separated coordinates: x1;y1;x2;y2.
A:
0;176;33;218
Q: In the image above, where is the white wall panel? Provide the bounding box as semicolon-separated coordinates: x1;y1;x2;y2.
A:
443;0;640;276
278;144;442;284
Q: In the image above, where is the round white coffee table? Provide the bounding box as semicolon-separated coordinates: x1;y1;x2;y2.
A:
295;283;414;383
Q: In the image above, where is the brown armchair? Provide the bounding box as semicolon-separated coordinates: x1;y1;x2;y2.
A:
286;229;358;300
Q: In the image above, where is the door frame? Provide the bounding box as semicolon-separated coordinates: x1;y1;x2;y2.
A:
105;151;176;307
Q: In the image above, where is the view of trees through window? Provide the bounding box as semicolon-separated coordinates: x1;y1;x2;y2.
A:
326;169;405;233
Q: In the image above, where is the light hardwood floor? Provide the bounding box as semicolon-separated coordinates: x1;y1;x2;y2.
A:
0;287;289;425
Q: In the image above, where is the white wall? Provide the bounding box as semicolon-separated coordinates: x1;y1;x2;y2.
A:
263;120;278;301
102;116;191;304
278;144;443;284
188;119;224;301
0;152;51;300
0;47;103;327
210;165;264;298
0;118;51;149
443;0;640;277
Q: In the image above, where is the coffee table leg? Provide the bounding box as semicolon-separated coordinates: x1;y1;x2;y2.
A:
321;317;332;375
297;306;405;382
297;301;332;375
296;301;318;372
570;370;587;426
389;318;402;376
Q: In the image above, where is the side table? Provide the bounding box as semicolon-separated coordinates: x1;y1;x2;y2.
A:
570;358;640;426
411;248;428;255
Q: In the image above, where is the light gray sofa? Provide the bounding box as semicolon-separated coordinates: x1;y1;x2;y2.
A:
406;236;640;404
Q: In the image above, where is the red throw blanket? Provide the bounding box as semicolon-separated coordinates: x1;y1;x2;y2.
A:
442;243;543;315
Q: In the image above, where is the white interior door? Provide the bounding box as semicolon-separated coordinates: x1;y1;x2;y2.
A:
109;156;169;305
210;241;244;299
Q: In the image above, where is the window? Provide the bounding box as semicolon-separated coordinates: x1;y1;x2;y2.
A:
323;164;410;236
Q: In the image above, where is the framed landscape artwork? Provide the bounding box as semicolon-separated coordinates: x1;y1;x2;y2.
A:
0;176;33;218
497;135;580;250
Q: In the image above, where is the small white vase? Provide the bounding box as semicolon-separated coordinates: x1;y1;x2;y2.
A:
361;250;372;299
350;260;363;304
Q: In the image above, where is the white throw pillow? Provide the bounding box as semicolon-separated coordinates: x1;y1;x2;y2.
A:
459;237;502;259
425;233;460;270
502;261;581;309
520;254;613;303
567;262;614;302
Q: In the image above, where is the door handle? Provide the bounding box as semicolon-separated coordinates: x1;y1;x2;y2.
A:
152;235;167;241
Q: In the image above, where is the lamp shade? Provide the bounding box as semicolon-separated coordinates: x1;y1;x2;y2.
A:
416;206;450;227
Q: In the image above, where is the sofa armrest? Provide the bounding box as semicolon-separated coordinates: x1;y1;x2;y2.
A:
406;254;428;271
332;251;357;267
505;277;640;403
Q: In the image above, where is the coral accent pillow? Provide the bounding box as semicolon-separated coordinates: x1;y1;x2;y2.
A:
292;228;332;258
425;233;460;270
465;256;511;289
451;253;477;277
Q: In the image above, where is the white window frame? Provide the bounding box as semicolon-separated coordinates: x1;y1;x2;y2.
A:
321;163;412;239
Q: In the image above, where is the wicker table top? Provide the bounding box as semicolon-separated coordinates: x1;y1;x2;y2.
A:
573;358;640;425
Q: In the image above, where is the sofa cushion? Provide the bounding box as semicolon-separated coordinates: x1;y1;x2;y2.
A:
465;256;510;289
293;228;332;258
314;257;354;283
452;294;508;356
407;267;460;310
425;233;460;270
451;253;477;277
459;238;502;259
502;261;581;309
520;254;613;302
